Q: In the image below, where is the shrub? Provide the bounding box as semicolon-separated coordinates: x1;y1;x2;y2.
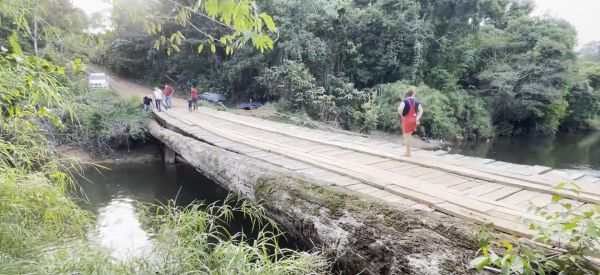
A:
375;81;493;141
64;89;152;156
256;60;317;109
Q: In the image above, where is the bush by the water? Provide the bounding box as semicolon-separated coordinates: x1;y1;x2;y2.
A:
64;89;152;156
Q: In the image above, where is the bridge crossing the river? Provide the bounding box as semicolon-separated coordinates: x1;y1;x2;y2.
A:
151;100;600;238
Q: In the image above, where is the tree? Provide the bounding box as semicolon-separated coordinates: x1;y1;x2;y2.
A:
473;16;577;135
579;41;600;62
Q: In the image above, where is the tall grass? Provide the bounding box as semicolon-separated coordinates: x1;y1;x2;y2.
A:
139;199;329;274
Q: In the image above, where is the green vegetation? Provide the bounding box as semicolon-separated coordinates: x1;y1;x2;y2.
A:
0;0;329;274
64;90;152;156
99;0;600;141
471;183;600;274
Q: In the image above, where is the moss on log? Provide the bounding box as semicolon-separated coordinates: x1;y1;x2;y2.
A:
147;120;486;274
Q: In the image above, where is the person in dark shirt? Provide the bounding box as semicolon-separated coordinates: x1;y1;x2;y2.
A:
397;86;424;157
143;95;153;112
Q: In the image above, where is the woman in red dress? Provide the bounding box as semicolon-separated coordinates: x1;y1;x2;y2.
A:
397;87;424;157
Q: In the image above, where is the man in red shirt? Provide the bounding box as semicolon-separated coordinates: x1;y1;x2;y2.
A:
190;84;199;111
164;85;174;109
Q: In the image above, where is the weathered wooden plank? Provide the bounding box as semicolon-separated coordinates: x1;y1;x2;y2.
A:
450;180;482;192
320;175;362;187
414;170;447;181
540;169;585;181
347;183;376;191
270;158;313;171
516;194;553;210
576;175;600;184
429;174;471;187
387;163;421;173
461;182;504;197
442;154;467;160
322;149;356;157
369;160;407;170
356;186;385;195
479;186;522;201
436;202;534;237
380;193;419;207
499;190;540;206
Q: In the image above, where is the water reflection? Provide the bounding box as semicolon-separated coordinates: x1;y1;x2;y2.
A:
452;132;600;172
91;197;153;261
77;162;229;261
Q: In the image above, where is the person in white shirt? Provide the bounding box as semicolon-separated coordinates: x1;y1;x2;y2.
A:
153;87;164;112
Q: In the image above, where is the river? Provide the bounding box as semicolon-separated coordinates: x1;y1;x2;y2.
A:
451;132;600;174
76;161;283;261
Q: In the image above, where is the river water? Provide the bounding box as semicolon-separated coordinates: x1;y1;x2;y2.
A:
451;132;600;173
76;161;236;261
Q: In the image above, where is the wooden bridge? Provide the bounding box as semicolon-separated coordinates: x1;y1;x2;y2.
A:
149;100;600;238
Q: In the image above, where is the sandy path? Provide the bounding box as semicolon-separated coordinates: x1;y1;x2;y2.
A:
88;64;189;110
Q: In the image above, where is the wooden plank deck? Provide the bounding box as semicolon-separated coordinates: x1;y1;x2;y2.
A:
154;108;600;239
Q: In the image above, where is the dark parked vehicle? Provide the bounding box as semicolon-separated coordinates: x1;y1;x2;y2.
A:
200;92;226;103
235;102;262;110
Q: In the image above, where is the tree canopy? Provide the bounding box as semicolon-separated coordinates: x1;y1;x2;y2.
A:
99;0;600;139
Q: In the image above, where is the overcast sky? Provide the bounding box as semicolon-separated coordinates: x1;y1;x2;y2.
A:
72;0;600;45
532;0;600;46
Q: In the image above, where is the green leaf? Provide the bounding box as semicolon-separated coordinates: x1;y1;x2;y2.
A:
469;256;490;271
210;44;216;53
197;44;204;53
562;222;578;231
563;203;573;210
554;182;566;191
8;32;22;54
538;265;546;275
205;0;218;18
259;12;277;32
502;240;513;252
551;195;563;203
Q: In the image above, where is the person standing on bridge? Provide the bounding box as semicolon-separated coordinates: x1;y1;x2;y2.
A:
398;86;423;157
153;87;163;112
164;84;175;109
190;84;199;111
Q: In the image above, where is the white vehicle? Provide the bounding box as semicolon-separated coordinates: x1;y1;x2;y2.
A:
89;73;110;89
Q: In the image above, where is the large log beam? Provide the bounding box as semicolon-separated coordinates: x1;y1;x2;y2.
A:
147;120;486;274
